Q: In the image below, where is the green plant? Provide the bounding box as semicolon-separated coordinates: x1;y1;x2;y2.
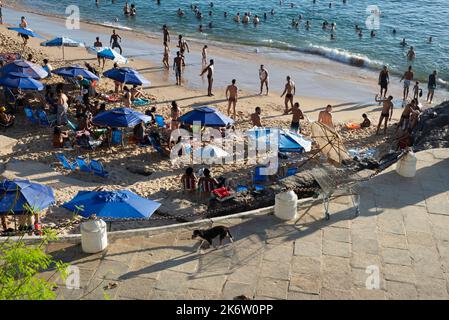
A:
0;228;68;300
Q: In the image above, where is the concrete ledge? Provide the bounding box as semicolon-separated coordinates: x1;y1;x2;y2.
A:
1;197;316;244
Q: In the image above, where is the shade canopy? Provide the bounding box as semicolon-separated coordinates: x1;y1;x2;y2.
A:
0;60;48;79
93;107;151;127
53;65;99;81
8;27;45;39
179;106;234;127
0;72;44;90
61;190;161;219
0;179;55;214
91;47;128;64
103;67;150;86
41;37;85;48
247;128;312;153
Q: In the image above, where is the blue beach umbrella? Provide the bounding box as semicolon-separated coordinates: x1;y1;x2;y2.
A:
0;72;44;91
0;179;55;214
52;65;99;81
247;128;312;153
61;190;161;219
8;27;46;40
103;67;150;86
93;107;151;127
179;106;234;127
0;60;48;79
41;37;85;60
95;47;128;64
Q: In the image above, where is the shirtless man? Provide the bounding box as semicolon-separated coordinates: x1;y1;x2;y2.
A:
234;12;241;23
318;105;334;128
173;51;183;85
400;66;414;100
378;65;389;98
226;79;238;119
374;94;394;134
162;25;170;44
94;37;105;68
200;59;214;96
397;99;417;132
407;46;415;61
251;107;262;127
280;76;295;114
202;45;208;65
259;65;269;95
286;102;304;133
162;41;170;69
110;29;123;54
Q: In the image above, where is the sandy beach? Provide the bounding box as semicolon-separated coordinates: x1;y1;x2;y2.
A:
0;5;442;234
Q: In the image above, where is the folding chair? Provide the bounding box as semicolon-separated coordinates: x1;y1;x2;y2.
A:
75;157;93;173
154;115;167;128
89;159;109;178
56;153;77;171
149;136;167;157
111;130;123;146
37;110;56;127
24;107;39;125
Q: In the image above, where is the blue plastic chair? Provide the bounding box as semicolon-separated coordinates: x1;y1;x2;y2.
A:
24;107;39;125
56;153;77;170
89;159;109;178
37;110;56;127
154;115;167;128
286;167;298;177
236;185;249;192
75;157;93;173
111;130;123;145
149;136;166;157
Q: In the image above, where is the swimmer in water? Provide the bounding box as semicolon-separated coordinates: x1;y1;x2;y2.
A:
264;13;267;20
371;30;376;37
358;30;363;38
254;15;260;25
123;1;130;15
400;38;407;46
305;20;311;30
234;12;240;23
198;24;203;32
407;46;415;60
224;12;228;18
242;13;250;24
392;28;397;35
428;36;432;43
330;33;335;40
130;4;136;16
208;22;213;28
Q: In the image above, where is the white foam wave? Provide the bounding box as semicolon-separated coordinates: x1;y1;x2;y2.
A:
101;22;134;31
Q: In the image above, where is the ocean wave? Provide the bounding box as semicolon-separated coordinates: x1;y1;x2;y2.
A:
100;22;134;31
298;44;385;69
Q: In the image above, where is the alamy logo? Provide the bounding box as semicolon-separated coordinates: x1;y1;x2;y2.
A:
365;265;380;290
65;266;80;290
365;5;380;30
65;5;80;30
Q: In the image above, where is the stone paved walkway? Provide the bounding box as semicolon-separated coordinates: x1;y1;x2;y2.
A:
43;149;449;300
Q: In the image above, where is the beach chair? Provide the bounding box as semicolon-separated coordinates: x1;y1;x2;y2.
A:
149;136;167;157
56;153;77;171
75;157;93;173
89;159;109;178
154;115;167;128
24;107;39;125
111;130;123;146
37;110;56;127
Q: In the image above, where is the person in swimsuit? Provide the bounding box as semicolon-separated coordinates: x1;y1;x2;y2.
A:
123;1;130;15
286;102;304;133
56;86;69;126
374;94;393;135
259;65;269;95
378;65;390;98
162;41;170;69
122;86;132;107
251;107;262;127
110;29;123;54
177;35;189;66
281;76;295;114
173;51;183;85
407;46;415;61
400;66;414;101
397;99;417;132
200;59;214;96
94;37;105;68
19;17;29;49
162;24;170;44
318;105;334;128
202;45;208;65
427;70;437;104
170;101;182;130
226;79;238;119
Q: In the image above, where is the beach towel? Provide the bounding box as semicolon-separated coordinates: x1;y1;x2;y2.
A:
133;98;151;106
345;122;361;130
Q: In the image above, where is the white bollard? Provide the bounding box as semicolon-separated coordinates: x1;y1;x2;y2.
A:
274;190;298;220
81;219;108;253
396;150;417;178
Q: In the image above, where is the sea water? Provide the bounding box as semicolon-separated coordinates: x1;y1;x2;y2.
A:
16;0;449;84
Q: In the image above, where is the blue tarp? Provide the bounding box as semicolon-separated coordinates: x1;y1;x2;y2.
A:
0;60;48;79
93;107;151;127
179;106;234;127
0;179;55;214
103;67;150;86
61;190;161;219
0;72;44;90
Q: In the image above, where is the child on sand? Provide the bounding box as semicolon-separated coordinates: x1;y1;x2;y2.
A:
360;113;371;128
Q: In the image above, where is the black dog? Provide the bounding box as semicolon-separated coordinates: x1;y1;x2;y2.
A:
192;226;234;250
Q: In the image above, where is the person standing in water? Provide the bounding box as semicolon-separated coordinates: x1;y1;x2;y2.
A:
173;51;183;86
378;65;390;98
407;46;415;60
259;65;269;95
374;95;393;135
202;45;208;65
281;76;295;114
123;1;130;15
400;66;414;101
162;41;170;69
110;29;123;54
178;35;190;66
226;79;238;119
163;25;170;44
427;70;437;104
200;59;215;96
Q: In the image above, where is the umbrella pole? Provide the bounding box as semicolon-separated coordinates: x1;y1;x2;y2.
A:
62;46;65;61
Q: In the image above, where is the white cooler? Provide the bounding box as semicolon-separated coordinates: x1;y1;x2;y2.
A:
81;219;108;253
274;190;298;221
